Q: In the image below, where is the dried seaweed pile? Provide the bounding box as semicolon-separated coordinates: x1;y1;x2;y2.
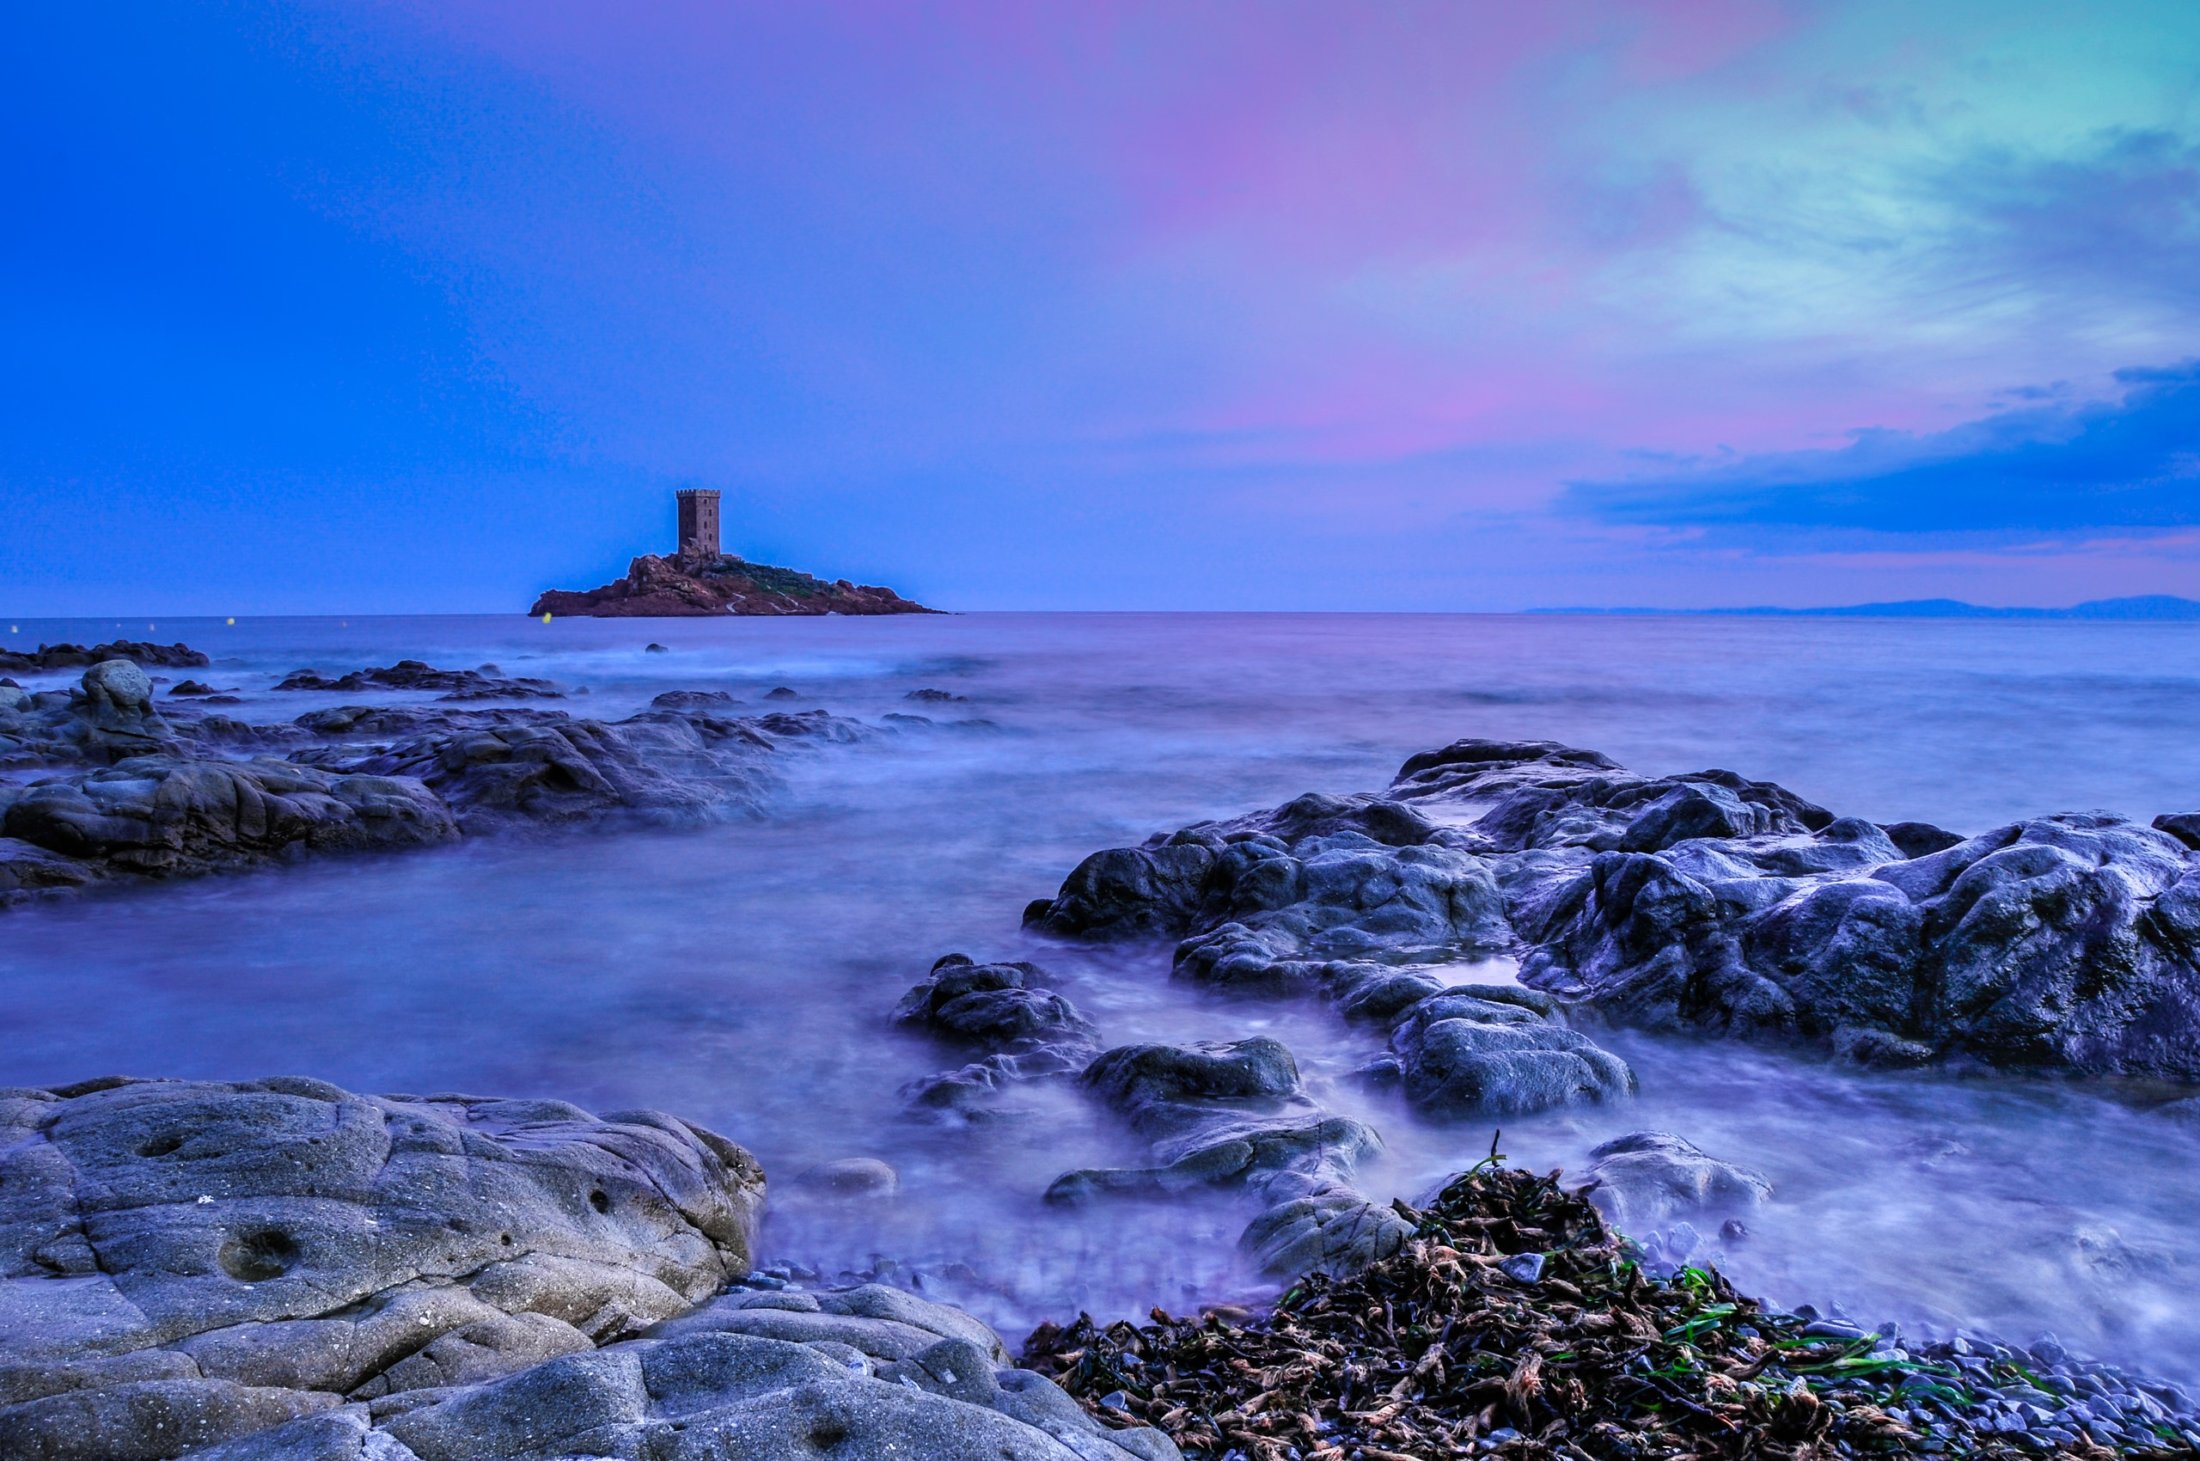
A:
1022;1160;2146;1460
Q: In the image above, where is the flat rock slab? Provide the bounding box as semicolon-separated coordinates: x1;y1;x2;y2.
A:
0;1077;764;1458
190;1284;1178;1460
0;1077;1176;1461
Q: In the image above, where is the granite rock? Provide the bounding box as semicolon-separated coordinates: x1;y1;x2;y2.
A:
0;1076;764;1459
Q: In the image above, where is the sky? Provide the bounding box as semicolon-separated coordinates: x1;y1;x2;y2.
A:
3;0;2197;613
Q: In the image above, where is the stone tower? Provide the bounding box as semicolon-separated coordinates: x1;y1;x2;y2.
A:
675;489;721;560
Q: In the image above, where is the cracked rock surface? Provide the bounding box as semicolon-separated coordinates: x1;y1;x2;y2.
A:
0;1076;762;1459
0;1076;1175;1461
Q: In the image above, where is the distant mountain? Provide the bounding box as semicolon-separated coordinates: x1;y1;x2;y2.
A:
1529;595;2200;621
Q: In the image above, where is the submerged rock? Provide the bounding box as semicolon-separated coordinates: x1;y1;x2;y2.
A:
788;1157;900;1202
1051;1036;1409;1278
0;640;209;673
276;660;563;701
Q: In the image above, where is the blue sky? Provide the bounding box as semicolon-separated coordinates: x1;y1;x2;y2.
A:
4;1;2197;613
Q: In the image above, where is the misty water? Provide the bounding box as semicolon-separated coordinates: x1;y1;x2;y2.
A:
5;611;2200;1380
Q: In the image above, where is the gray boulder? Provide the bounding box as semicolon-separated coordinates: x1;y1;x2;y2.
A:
1238;1175;1414;1278
364;1284;1178;1461
1048;1037;1403;1281
76;660;177;764
0;757;457;883
1381;989;1635;1117
0;1076;765;1459
895;957;1102;1119
1580;1131;1772;1229
177;1287;1181;1460
0;1077;1176;1460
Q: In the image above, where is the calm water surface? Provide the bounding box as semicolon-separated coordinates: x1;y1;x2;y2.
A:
3;612;2198;1374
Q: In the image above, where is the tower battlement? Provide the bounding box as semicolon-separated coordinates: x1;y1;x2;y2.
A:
675;489;721;559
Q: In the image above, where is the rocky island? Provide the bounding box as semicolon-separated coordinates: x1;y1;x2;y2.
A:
530;490;938;618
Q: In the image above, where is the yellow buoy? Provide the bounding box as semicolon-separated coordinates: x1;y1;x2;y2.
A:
541;612;553;624
226;617;236;626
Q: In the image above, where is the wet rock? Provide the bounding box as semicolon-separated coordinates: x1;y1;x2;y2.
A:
894;957;1102;1120
789;1158;899;1201
895;957;1100;1054
1026;737;2200;1081
649;689;736;710
1386;990;1635;1117
1238;1175;1414;1278
0;640;208;674
276;660;562;701
167;680;224;698
1052;1036;1380;1198
907;688;968;703
765;687;800;700
1028;792;1507;963
1049;1037;1399;1279
1580;1131;1772;1229
307;706;857;835
0;1079;1169;1461
1027;841;1220;941
644;643;668;653
0;1076;764;1458
1;756;456;883
3;689;862;910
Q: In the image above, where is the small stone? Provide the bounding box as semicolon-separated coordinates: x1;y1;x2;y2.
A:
1498;1252;1546;1284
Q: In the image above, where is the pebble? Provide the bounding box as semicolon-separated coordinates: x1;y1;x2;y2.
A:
1499;1252;1546;1284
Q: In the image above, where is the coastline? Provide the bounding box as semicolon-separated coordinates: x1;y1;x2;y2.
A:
7;626;2200;1456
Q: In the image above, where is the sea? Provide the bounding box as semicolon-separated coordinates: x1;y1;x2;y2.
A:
4;610;2198;1378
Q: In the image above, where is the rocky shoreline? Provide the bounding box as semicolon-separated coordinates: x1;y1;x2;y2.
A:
0;649;891;906
10;658;2200;1454
5;1073;2195;1459
1023;736;2200;1084
0;1076;1172;1460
